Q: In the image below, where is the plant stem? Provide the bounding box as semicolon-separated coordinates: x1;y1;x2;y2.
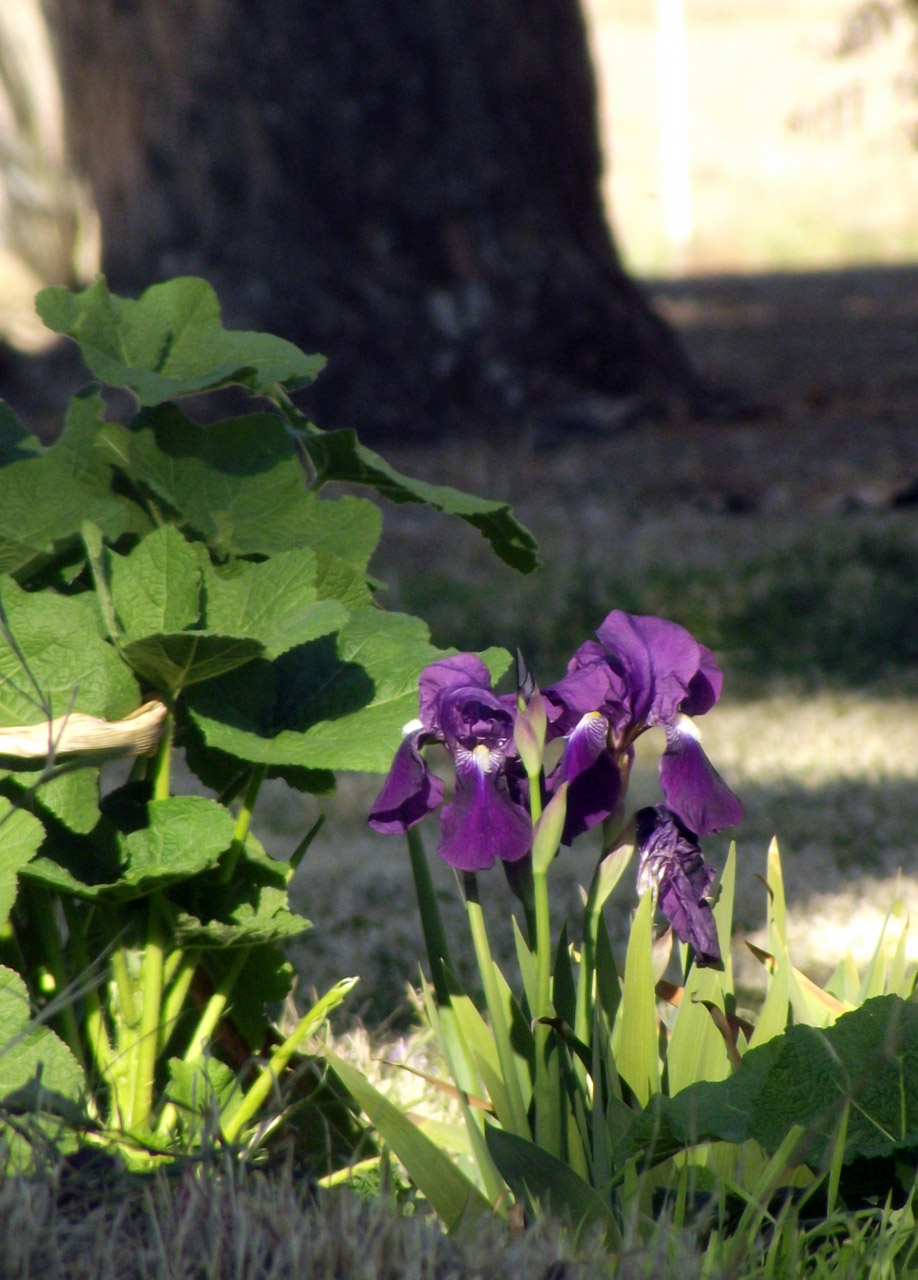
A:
20;883;87;1072
131;896;167;1134
532;859;561;1158
218;764;266;886
65;906;116;1091
151;709;173;802
154;949;247;1140
157;949;199;1055
463;874;529;1139
185;951;248;1065
406;825;454;1007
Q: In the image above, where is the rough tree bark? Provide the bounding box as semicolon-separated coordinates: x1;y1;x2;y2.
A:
41;0;703;437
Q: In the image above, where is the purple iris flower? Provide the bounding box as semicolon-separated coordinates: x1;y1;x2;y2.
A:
543;611;743;843
635;804;721;967
368;654;532;872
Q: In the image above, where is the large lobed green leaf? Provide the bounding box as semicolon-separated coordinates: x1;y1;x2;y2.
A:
621;995;918;1173
0;391;134;580
172;832;309;950
299;426;540;575
186;610;512;776
23;792;236;902
0;802;45;926
0;965;86;1163
98;406;383;565
36;276;324;405
97;523;348;694
0;576;139;727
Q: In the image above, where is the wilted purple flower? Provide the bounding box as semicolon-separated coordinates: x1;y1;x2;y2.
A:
543;611;743;843
369;654;531;872
635;804;721;967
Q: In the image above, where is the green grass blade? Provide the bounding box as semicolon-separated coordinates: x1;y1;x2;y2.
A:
611;891;660;1106
326;1051;494;1232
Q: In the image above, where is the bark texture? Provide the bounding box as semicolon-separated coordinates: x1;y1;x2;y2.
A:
42;0;701;436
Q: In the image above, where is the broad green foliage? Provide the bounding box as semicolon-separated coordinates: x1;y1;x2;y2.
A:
351;819;918;1243
36;275;325;404
0;275;535;1170
625;995;918;1171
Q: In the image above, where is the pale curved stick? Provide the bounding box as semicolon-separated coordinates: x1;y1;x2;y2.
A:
0;699;167;761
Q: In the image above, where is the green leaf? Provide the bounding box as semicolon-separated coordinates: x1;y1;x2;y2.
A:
36;276;324;404
166;1056;240;1138
211;945;295;1050
0;802;45;925
186;610;451;775
0;965;85;1164
120;632;263;694
23;769;101;836
172;833;310;949
611;890;660;1106
485;1124;620;1246
0;390;132;579
202;551;348;660
622;995;918;1173
298;427;540;574
117;796;235;896
326;1050;493;1232
0;401;41;464
110;524;202;639
0;576;139;728
24;793;236;902
103;405;382;565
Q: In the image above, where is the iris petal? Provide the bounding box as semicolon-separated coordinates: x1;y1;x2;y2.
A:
636;804;721;967
438;746;532;871
368;732;444;834
595;611;702;727
659;722;744;836
418;654;494;733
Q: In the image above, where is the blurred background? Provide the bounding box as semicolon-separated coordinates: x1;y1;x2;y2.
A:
588;0;918;274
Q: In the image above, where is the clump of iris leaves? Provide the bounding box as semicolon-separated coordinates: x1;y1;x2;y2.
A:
0;275;917;1280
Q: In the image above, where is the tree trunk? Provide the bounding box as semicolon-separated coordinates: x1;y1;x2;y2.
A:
41;0;702;437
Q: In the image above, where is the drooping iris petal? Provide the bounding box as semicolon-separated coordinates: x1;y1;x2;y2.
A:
658;720;744;836
635;804;721;967
368;730;445;834
438;744;532;871
595;611;703;728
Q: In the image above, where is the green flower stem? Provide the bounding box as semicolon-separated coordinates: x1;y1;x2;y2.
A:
219;764;266;887
532;860;561;1158
406;825;454;1007
463;874;529;1139
131;896;167;1134
221;976;358;1145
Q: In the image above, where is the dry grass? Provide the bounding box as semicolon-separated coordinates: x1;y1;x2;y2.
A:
0;1160;627;1280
